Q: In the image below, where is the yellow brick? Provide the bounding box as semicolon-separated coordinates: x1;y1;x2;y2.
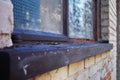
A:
85;56;94;68
101;51;110;59
95;54;102;63
35;73;51;80
69;60;84;76
49;66;68;80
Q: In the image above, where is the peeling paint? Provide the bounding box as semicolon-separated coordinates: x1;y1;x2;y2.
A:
65;60;69;64
67;49;70;52
54;52;57;54
23;64;30;75
18;56;21;60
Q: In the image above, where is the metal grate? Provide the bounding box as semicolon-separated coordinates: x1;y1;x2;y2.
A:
11;0;40;30
11;0;63;34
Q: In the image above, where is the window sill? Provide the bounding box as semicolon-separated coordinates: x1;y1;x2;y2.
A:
0;43;113;80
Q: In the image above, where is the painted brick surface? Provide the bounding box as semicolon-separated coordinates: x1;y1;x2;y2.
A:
28;51;113;80
0;34;13;48
101;0;109;41
69;60;84;76
84;56;94;69
95;54;102;63
0;0;14;48
50;66;68;80
108;0;117;80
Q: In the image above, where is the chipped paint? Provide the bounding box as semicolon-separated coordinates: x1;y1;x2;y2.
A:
18;56;21;60
67;49;70;52
23;64;30;75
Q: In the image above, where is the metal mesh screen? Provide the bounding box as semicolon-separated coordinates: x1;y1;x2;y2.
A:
11;0;40;30
11;0;63;34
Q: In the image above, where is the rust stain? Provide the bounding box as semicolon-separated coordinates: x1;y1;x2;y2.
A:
103;71;112;80
70;38;95;43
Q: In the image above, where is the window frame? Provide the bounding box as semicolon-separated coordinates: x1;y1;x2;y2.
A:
12;0;98;43
69;0;98;43
12;0;68;43
1;1;113;80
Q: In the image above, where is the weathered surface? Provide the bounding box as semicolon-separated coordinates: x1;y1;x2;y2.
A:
117;0;120;80
28;51;112;80
0;34;13;48
27;0;117;80
0;43;113;80
0;0;14;48
101;0;117;80
0;0;117;80
108;0;117;80
101;0;109;41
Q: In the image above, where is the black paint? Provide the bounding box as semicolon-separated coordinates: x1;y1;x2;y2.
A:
0;43;113;80
63;0;68;36
12;29;68;43
117;0;120;79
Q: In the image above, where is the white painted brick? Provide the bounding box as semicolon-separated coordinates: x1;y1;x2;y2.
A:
101;14;109;19
88;64;98;77
69;60;84;76
101;20;109;26
49;66;68;80
85;56;94;68
76;69;89;80
101;7;109;12
102;27;109;33
101;33;109;41
97;61;104;71
0;34;13;48
101;0;109;6
95;54;102;63
0;0;14;34
89;72;101;80
101;51;109;59
0;0;14;48
65;76;75;80
109;33;117;41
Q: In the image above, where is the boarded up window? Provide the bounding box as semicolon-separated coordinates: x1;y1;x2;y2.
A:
68;0;94;39
11;0;63;34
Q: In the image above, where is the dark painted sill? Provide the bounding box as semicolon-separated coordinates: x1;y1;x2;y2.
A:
0;43;113;80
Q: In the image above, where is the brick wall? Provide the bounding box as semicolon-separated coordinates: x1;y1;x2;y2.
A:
108;0;117;80
101;0;109;41
0;0;14;48
101;0;117;79
28;51;113;80
28;0;117;80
